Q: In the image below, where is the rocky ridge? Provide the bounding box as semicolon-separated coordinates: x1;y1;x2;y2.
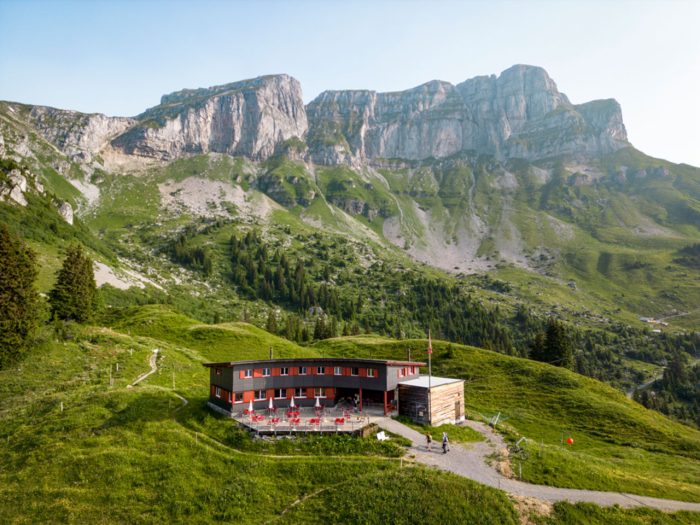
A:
111;75;308;161
307;65;628;164
27;105;135;163
2;65;629;168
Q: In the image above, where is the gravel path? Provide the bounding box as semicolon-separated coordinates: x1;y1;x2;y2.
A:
374;417;700;512
127;349;159;388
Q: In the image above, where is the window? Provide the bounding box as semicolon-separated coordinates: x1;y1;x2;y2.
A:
317;366;325;375
215;386;221;398
314;387;326;398
228;391;232;402
255;390;266;400
244;369;252;378
367;368;376;377
275;388;285;399
280;367;289;376
294;388;304;398
398;369;404;378
411;366;417;375
233;392;243;403
334;366;342;375
351;367;359;376
215;368;222;376
262;368;270;377
299;366;307;375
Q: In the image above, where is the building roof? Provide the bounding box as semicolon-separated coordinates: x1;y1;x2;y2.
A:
398;375;463;388
202;358;427;368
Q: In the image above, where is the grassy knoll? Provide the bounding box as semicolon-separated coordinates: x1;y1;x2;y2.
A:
277;468;520;525
104;304;320;362
313;336;700;502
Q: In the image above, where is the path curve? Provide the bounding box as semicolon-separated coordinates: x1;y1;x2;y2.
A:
374;417;700;512
127;349;159;388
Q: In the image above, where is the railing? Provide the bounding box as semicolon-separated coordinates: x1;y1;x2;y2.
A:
233;406;371;433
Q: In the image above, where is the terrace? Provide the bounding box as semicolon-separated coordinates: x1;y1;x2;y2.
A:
209;401;383;435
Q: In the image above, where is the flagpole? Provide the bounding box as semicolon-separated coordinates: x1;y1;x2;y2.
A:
428;329;432;425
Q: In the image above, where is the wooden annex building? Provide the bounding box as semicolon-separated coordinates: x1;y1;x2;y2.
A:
204;357;465;426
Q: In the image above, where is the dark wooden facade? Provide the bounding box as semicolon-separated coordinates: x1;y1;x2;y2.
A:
204;358;425;415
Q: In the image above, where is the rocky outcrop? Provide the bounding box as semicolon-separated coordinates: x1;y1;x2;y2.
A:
112;75;308;161
27;106;135;162
57;201;74;224
307;65;629;163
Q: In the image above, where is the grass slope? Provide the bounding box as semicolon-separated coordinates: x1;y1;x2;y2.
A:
313;336;700;502
0;309;531;524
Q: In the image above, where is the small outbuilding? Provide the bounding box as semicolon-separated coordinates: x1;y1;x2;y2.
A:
397;375;465;426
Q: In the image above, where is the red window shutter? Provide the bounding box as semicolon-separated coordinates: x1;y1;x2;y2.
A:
272;368;280;376
359;368;367;377
306;388;314;399
239;370;245;379
253;369;262;378
266;389;274;399
286;388;294;398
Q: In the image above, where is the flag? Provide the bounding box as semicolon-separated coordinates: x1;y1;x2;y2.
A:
428;329;433;355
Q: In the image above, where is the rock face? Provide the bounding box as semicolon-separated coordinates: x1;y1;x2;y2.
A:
57;201;74;224
27;106;135;162
111;75;308;161
306;65;628;163
6;65;629;168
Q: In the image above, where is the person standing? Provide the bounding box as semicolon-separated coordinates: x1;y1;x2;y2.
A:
442;432;449;454
426;432;432;451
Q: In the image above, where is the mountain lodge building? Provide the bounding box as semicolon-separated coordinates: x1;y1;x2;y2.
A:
204;357;465;426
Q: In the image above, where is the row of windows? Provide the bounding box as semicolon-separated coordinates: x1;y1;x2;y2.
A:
241;366;376;378
214;386;328;402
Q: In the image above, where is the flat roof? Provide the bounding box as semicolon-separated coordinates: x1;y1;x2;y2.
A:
203;358;426;368
398;375;463;389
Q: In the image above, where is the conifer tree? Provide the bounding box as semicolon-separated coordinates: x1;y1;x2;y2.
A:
0;224;41;368
543;318;574;369
49;244;97;322
266;310;278;334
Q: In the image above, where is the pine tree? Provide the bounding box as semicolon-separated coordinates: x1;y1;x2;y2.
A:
49;244;97;323
266;310;278;334
543;318;574;369
0;224;41;369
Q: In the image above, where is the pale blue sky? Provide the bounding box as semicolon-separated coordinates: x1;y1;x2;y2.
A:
1;0;698;166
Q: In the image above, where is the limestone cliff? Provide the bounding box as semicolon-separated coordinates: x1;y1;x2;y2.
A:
111;75;308;161
306;65;629;163
27;106;135;163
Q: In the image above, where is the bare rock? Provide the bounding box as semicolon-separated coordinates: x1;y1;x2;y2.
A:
28;106;135;163
112;75;308;162
307;64;629;163
57;201;74;224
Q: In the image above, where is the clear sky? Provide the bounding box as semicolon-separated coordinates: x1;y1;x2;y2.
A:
1;0;698;166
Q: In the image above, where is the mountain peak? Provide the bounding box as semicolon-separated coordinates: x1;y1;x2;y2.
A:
159;74;299;106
